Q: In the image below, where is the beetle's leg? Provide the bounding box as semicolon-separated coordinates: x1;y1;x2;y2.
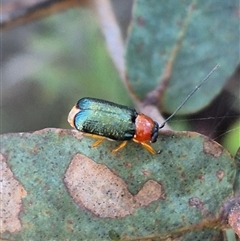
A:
112;141;127;153
92;138;105;148
140;142;156;154
133;139;156;154
85;134;106;148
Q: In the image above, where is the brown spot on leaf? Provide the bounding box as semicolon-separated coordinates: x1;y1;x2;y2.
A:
124;162;132;168
216;170;224;182
181;172;186;179
134;180;162;206
198;174;205;181
220;196;240;224
64;154;163;218
188;197;204;210
65;219;74;233
203;139;223;157
0;154;27;233
228;203;240;237
141;169;152;177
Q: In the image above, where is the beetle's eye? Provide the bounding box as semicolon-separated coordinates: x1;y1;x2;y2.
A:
131;111;138;123
151;122;159;143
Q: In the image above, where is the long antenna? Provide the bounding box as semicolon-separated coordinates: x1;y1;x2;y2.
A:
159;64;220;129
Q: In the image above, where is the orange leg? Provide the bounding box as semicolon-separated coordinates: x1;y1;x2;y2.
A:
133;139;156;154
84;134;106;148
112;141;127;153
92;138;105;148
140;142;156;154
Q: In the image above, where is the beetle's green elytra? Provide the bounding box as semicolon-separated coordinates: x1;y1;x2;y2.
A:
76;98;138;141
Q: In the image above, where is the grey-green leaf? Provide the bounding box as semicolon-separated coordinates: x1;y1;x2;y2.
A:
1;129;238;240
126;0;239;114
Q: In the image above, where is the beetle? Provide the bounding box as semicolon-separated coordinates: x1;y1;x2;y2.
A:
68;65;219;154
68;97;159;154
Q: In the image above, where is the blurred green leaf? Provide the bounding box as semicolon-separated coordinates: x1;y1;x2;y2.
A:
1;129;237;240
1;9;129;134
222;120;240;156
31;9;128;104
126;0;239;114
233;148;240;197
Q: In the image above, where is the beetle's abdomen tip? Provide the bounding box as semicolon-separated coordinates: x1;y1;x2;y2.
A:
68;105;80;128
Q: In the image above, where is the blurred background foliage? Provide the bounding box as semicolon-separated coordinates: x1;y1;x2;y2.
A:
1;0;239;155
2;2;131;133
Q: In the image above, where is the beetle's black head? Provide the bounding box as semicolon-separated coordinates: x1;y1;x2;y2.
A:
151;121;159;143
